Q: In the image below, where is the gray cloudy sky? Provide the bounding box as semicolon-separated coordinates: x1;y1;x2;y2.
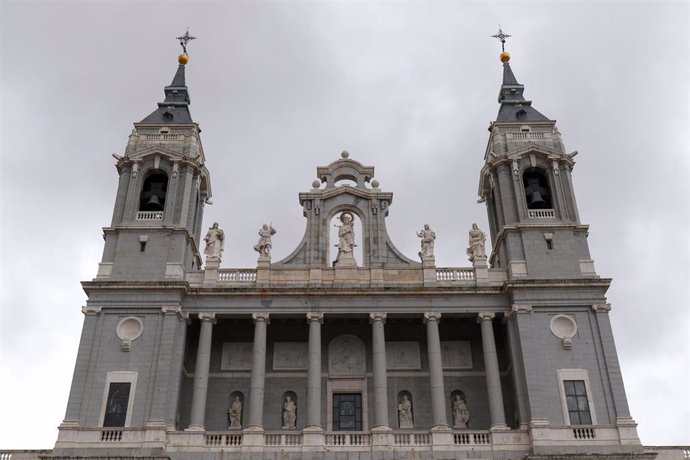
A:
1;0;688;449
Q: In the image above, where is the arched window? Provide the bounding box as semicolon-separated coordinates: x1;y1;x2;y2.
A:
522;168;552;210
139;170;168;212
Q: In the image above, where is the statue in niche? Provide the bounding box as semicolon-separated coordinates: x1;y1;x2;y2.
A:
397;394;414;429
282;395;297;429
452;394;470;428
228;396;242;429
253;223;276;259
334;212;356;266
204;222;225;261
466;223;486;262
417;224;436;258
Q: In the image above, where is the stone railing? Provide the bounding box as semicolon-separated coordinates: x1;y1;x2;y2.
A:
510;132;547;140
436;268;475;281
453;431;492;445
136;211;164;220
527;208;555;219
393;432;432;446
100;430;123;442
204;432;242;446
218;269;257;282
142;134;184;141
325;432;371;446
572;427;596;440
265;432;302;446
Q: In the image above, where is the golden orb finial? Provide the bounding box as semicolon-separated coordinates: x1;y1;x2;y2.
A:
178;53;189;65
500;51;510;63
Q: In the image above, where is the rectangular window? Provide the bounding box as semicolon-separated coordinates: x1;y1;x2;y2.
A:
103;382;131;427
557;369;597;426
99;371;137;428
333;393;362;431
563;380;592;425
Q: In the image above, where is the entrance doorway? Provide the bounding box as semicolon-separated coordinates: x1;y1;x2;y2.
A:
332;393;362;431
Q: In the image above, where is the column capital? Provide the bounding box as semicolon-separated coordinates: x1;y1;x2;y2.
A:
252;312;270;323
423;311;441;323
477;312;496;323
505;304;532;320
162;306;190;323
592;303;612;313
81;305;102;316
306;312;324;323
198;312;217;324
369;312;387;323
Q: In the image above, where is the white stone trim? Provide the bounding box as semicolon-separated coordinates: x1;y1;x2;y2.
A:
99;371;138;428
555;369;597;426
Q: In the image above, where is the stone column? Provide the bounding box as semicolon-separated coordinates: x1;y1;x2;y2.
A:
187;312;216;430
424;312;448;428
247;313;269;430
504;306;531;429
370;312;390;430
306;312;324;430
478;312;508;430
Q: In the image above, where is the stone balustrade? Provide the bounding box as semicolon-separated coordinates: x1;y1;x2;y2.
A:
142;133;184;141
136;210;164;220
527;208;556;218
453;431;492;445
325;432;371;446
436;267;475;281
192;266;505;288
218;269;257;282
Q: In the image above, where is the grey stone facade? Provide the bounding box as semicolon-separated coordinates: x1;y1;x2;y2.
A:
41;53;653;460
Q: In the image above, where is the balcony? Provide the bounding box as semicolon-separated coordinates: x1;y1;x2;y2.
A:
136;211;163;220
527;208;555;218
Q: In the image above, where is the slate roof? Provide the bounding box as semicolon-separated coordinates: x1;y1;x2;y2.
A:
140;64;194;124
496;61;551;123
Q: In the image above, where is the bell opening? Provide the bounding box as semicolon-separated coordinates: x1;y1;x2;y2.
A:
522;168;552;210
139;170;169;212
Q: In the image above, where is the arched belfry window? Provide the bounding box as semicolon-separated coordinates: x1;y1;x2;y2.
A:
139;170;168;212
522;168;552;210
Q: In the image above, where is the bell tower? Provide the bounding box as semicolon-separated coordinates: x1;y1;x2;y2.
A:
97;47;212;281
478;41;595;279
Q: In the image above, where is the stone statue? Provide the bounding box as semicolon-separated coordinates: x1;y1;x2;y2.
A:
204;222;225;260
417;224;436;258
466;223;486;262
282;395;296;429
334;212;356;266
253;224;276;259
228;396;242;429
452;395;470;428
397;394;414;429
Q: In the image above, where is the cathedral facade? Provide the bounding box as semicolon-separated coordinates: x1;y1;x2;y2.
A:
45;48;652;460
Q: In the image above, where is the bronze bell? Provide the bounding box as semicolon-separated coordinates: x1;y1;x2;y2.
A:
146;193;163;210
528;191;546;208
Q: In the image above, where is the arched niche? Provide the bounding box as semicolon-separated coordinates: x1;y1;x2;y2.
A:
397;390;414;429
329;208;364;267
450;390;470;428
227;391;244;429
328;334;366;375
139;169;169;212
281;391;298;429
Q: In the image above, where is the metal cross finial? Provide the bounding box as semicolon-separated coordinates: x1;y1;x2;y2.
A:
176;28;196;54
491;27;511;52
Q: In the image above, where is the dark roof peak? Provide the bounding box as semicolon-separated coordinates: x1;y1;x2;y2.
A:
495;58;551;123
139;62;193;124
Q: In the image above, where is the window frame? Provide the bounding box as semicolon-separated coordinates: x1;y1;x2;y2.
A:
99;371;138;428
556;369;597;426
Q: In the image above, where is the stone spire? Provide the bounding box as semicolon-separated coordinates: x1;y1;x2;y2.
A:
495;54;551;123
140;55;193;124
